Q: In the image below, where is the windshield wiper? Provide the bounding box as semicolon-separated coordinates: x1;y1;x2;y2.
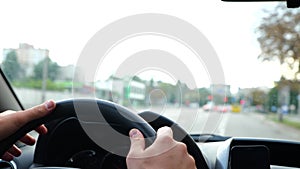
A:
190;134;231;142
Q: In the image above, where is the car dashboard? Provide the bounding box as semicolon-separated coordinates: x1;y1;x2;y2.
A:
200;137;300;169
1;114;299;169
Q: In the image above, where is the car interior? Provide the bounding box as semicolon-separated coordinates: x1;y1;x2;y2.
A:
1;0;300;169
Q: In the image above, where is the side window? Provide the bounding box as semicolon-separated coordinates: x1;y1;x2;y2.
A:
0;43;74;108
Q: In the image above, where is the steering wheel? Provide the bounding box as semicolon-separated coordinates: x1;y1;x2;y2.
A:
0;99;208;169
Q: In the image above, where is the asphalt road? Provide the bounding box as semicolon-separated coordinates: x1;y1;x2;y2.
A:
147;107;300;142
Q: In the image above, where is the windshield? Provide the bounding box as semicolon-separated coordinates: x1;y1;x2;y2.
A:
1;1;300;141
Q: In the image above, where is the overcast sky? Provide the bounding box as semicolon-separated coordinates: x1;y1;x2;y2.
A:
0;0;281;90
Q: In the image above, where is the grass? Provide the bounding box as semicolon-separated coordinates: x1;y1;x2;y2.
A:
268;114;300;130
12;79;79;91
280;119;300;129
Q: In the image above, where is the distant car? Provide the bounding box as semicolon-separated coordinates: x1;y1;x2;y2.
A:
216;104;231;113
232;104;241;113
202;102;214;111
189;102;199;108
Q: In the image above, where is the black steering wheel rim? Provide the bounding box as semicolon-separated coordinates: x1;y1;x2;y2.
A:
139;111;209;169
32;99;156;167
0;99;208;169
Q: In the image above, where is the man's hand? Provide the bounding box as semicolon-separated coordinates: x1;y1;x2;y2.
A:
0;100;56;161
126;126;196;169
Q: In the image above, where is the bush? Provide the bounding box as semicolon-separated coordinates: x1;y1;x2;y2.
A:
12;79;68;91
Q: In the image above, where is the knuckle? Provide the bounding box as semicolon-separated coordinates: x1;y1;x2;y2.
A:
189;158;196;168
188;154;196;165
28;105;46;119
127;150;139;159
126;156;142;168
127;151;134;158
177;142;188;153
159;134;173;144
35;106;45;115
158;126;173;135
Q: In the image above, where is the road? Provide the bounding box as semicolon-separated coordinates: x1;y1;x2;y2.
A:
144;107;300;142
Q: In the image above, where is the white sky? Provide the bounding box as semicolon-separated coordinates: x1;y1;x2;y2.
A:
0;0;282;90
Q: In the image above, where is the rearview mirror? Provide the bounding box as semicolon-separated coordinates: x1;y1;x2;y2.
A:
221;0;300;8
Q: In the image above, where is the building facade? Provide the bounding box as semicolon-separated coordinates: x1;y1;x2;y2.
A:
3;43;48;77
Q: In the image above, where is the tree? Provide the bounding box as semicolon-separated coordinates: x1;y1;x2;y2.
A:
251;89;267;106
33;57;59;81
275;79;300;112
257;4;300;80
132;76;143;82
267;86;278;112
1;51;22;81
157;81;178;104
198;88;210;106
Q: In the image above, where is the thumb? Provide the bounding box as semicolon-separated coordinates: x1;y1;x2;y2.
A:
127;129;145;157
18;100;56;125
0;100;56;141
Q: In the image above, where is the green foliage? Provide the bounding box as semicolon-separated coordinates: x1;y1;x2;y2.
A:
157;81;179;103
267;80;300;113
12;79;68;91
257;4;300;79
33;57;59;81
281;119;300;129
132;76;143;82
267;86;278;112
198;88;210;106
1;51;22;81
251;89;267;106
269;114;300;130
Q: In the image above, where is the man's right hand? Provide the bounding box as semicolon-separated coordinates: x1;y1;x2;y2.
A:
126;126;196;169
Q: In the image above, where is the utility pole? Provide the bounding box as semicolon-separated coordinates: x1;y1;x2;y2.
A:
297;93;300;116
41;51;49;102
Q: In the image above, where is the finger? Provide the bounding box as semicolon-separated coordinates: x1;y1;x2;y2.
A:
127;129;145;157
155;126;174;145
19;134;35;145
176;142;188;155
7;145;21;157
0;101;53;140
146;126;175;157
35;124;48;135
17;100;56;125
188;154;196;169
156;126;173;136
1;152;13;161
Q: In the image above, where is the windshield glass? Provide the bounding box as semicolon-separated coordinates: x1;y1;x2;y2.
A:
1;1;300;141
